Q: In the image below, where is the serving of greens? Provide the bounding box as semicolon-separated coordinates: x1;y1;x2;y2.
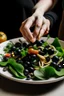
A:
0;37;64;81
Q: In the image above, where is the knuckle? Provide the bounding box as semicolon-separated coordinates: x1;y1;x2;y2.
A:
24;24;28;30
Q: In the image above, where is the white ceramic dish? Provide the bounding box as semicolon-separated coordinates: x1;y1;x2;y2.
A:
0;37;64;84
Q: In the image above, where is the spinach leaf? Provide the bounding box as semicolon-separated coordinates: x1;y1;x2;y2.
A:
0;61;8;66
34;69;44;80
52;37;61;47
56;47;64;57
8;58;25;77
0;58;26;78
9;66;25;79
4;42;13;52
20;48;28;57
44;66;64;78
34;66;64;80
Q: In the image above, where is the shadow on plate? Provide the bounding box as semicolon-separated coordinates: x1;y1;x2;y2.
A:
0;76;64;96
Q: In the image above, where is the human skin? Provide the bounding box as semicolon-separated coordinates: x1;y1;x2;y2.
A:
20;0;58;42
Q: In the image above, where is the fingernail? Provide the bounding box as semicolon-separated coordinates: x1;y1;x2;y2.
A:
31;38;36;43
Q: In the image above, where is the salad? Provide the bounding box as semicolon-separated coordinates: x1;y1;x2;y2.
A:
0;37;64;80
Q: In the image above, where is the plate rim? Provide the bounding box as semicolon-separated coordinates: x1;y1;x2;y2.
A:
0;37;64;84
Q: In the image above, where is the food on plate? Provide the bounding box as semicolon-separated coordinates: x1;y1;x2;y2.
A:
0;31;7;43
0;37;64;80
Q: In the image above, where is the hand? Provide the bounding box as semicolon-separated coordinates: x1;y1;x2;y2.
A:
20;11;50;42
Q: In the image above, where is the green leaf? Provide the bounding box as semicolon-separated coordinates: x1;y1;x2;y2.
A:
34;66;64;80
0;61;8;66
42;42;48;47
34;69;44;80
52;37;61;47
0;58;25;78
56;47;64;57
8;58;25;77
44;66;64;78
33;45;38;50
4;42;13;52
9;66;25;79
20;48;28;57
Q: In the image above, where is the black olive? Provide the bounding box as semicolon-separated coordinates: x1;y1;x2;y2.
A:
48;48;54;55
15;42;21;48
23;42;28;47
50;62;57;67
27;44;31;48
31;54;37;59
25;61;31;67
50;62;61;71
45;45;49;48
22;54;29;61
26;74;31;80
38;48;43;51
59;60;64;68
40;40;44;43
57;64;62;71
24;63;28;68
16;48;21;54
35;40;42;46
3;56;9;62
39;51;45;55
29;67;34;73
52;56;59;63
43;48;48;54
11;46;16;51
46;56;50;62
24;69;29;76
13;50;20;56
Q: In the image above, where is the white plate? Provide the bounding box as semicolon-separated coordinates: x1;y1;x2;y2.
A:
0;37;64;84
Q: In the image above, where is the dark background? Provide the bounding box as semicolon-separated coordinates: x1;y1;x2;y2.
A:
0;0;63;40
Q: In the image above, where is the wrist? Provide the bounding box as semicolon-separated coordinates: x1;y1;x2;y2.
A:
33;7;45;15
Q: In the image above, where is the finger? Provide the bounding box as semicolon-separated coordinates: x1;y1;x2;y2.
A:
20;24;30;42
38;24;47;39
19;19;27;34
33;16;43;38
20;17;35;42
23;17;37;42
44;30;49;35
21;30;30;42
